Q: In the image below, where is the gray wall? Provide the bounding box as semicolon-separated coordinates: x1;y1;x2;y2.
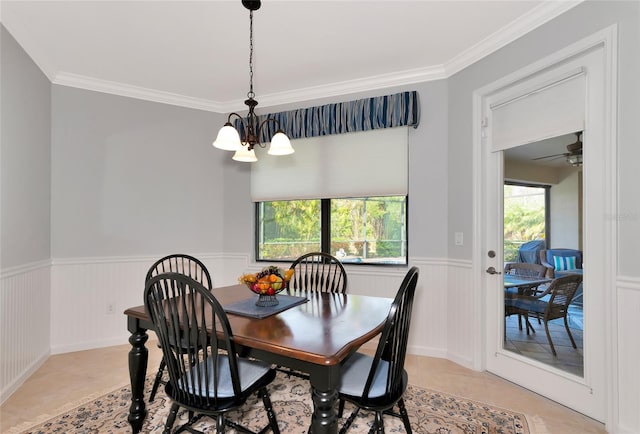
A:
447;0;640;276
51;86;228;258
47;79;449;266
0;25;51;269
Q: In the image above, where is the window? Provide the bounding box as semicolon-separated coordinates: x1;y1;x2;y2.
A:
503;182;550;262
256;196;407;265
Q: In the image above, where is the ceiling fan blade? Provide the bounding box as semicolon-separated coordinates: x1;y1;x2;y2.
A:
532;153;566;160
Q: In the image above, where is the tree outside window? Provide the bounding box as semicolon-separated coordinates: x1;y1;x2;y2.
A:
256;196;407;265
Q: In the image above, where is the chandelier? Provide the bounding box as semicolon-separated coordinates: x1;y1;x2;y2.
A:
212;0;294;162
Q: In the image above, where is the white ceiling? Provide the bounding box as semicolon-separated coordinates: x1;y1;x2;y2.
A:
505;132;582;168
1;0;581;112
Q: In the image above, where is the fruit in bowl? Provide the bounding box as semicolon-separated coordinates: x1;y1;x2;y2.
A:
239;266;294;296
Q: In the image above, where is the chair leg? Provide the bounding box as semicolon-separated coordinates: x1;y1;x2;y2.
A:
216;413;225;433
163;402;179;434
524;313;536;335
339;407;360;434
150;359;166;402
373;411;384;434
259;387;280;434
543;320;557;356
397;399;412;434
564;315;578;349
519;312;533;335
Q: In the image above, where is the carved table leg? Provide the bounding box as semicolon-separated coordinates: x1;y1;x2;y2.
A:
127;323;149;433
309;365;340;434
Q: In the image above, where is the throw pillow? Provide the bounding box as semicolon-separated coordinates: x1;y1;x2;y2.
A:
553;255;577;271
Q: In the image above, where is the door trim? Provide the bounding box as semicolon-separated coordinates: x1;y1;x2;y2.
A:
471;24;618;427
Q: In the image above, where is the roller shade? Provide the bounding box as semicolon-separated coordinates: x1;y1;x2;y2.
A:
251;127;408;202
491;69;585;151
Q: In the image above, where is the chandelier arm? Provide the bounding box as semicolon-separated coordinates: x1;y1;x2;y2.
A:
256;117;284;140
225;111;256;148
226;112;247;134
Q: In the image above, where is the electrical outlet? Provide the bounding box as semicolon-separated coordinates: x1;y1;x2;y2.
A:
454;232;464;246
107;303;115;315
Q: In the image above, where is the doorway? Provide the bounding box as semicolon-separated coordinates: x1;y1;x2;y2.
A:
503;138;583;377
473;27;617;422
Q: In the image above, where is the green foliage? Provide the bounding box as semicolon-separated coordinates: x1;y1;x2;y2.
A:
503;185;545;261
259;197;406;261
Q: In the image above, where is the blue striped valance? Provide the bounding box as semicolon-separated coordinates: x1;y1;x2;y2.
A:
234;91;419;142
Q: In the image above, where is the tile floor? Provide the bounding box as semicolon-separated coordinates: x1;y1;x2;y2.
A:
504;305;584;377
0;340;605;433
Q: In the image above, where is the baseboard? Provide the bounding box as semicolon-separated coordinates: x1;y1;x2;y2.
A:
408;344;448;360
0;351;49;405
50;335;132;355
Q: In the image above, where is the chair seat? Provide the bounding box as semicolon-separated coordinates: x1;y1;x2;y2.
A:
506;297;562;315
179;356;272;398
340;353;390;398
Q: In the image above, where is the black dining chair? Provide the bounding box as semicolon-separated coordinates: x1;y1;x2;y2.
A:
288;252;347;294
144;272;280;434
279;252;348;380
145;254;213;402
337;266;419;433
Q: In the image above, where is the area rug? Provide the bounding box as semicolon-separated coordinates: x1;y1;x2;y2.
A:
6;373;531;434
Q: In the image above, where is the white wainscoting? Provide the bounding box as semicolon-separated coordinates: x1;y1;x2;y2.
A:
445;259;475;368
0;254;496;406
0;261;51;404
2;254;637;430
49;253;249;354
46;255;467;359
616;276;640;434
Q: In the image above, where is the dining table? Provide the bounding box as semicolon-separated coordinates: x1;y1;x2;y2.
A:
503;274;551;294
124;283;393;434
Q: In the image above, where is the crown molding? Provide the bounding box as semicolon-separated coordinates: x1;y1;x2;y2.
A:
48;0;582;113
53;65;447;114
445;0;583;76
253;65;448;110
53;72;227;113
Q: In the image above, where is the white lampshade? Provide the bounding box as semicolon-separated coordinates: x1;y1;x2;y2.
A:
213;124;242;151
232;144;258;162
267;131;295;156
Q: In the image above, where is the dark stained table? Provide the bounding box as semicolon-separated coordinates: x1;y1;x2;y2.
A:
124;284;393;434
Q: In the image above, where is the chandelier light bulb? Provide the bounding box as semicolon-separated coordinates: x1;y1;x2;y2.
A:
232;145;258;162
267;131;295;156
213;123;242;151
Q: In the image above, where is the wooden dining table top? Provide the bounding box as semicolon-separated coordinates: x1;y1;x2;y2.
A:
125;283;393;366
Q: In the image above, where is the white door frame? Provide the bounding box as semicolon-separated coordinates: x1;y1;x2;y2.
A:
471;25;618;427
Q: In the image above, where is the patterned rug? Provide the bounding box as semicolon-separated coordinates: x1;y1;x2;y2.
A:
6;372;531;434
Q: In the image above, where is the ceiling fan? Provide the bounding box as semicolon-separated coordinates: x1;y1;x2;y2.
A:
532;131;583;166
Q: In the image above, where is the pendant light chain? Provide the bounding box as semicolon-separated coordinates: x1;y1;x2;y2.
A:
212;1;294;161
248;10;255;99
